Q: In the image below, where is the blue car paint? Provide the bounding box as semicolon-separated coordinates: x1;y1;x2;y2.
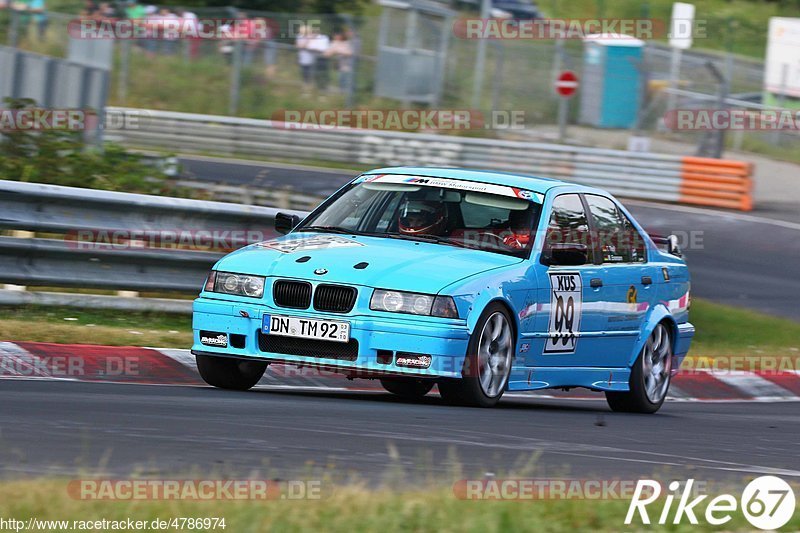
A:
192;167;694;393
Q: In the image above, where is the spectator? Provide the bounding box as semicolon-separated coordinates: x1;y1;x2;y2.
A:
124;0;144;20
142;5;159;55
325;31;354;93
306;27;331;91
97;1;114;19
157;7;180;55
124;0;146;50
15;0;47;40
235;11;258;67
260;17;277;79
81;0;98;18
217;20;234;64
295;24;313;89
177;8;199;59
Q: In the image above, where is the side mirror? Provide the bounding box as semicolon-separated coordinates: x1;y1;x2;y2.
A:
543;243;589;266
274;212;301;235
667;234;682;257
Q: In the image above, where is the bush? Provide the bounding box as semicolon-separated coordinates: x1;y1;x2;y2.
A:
0;98;180;195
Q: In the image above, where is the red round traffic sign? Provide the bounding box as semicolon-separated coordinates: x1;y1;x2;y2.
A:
555;71;579;98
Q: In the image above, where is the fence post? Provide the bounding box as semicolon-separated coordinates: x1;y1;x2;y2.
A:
8;7;19;47
490;41;504;112
470;0;490;109
229;40;243;116
117;39;130;105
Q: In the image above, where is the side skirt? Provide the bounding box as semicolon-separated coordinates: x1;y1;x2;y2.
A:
507;366;631;392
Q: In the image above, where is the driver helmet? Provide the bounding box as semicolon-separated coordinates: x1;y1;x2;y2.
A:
398;199;448;236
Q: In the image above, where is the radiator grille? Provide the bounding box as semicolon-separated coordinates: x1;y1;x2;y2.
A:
257;331;358;361
273;280;312;309
313;284;357;313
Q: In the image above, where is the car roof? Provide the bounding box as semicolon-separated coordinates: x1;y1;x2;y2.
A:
364;166;589;195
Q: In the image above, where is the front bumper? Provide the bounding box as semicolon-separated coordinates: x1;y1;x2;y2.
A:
191;297;470;378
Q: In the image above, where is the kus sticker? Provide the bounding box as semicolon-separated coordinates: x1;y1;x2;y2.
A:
256;235;364;253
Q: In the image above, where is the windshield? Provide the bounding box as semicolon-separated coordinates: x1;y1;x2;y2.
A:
297;174;543;258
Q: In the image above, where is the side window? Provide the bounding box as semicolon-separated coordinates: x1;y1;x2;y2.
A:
585;195;647;263
585;195;628;263
543;194;592;260
621;212;648;263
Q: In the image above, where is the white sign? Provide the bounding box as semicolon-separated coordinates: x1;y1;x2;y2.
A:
544;272;583;354
669;2;695;50
765;17;800;98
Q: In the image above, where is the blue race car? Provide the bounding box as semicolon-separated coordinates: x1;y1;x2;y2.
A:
191;167;694;413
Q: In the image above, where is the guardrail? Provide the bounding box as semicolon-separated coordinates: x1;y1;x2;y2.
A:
175;179;324;212
109;106;755;211
0;179;307;293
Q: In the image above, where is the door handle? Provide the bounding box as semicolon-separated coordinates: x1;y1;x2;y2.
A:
590;278;603;288
641;276;653;286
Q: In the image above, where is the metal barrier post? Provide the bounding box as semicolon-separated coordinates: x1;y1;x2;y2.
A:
229;40;243;116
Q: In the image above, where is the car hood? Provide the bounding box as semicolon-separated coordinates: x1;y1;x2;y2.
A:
215;232;522;294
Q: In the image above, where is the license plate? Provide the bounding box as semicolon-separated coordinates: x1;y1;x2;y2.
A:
262;314;350;343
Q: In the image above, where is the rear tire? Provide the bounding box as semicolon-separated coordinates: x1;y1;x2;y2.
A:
606;322;672;414
380;378;434;399
438;303;515;408
196;354;268;391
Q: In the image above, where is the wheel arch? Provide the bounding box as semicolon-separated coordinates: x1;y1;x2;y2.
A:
467;297;519;348
627;304;678;368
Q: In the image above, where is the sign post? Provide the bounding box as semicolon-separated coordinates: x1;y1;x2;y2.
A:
665;3;695;124
555;70;579;143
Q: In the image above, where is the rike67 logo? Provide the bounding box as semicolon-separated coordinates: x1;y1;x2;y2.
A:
626;476;796;529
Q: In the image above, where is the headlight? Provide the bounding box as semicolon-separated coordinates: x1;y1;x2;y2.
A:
204;271;265;298
370;289;459;318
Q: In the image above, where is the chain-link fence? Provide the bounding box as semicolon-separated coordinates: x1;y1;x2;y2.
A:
3;2;794;158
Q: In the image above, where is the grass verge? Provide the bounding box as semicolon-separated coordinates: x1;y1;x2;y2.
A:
688;299;800;359
0;306;191;348
0;479;796;532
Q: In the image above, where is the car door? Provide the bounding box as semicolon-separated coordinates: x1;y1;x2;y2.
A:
584;194;657;367
528;193;610;368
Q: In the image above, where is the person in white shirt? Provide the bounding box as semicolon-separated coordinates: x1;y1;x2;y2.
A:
325;31;354;93
297;25;330;91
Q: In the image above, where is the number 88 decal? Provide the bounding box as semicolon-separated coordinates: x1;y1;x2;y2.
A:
544;273;583;354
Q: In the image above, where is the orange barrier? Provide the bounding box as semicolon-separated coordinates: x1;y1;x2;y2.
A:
679;157;753;211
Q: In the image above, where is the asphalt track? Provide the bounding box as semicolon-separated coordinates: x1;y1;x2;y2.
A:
1;379;799;483
179;155;800;319
1;156;797;486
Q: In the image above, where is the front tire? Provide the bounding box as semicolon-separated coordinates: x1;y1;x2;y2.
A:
196;354;268;391
380;378;434;400
606;322;673;414
438;303;514;407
